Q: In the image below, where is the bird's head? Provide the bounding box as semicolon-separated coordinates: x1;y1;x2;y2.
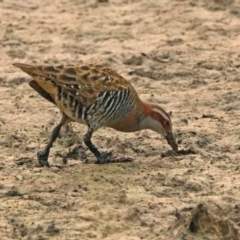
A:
141;103;178;152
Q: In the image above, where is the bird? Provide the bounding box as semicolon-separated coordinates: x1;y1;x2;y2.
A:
12;62;178;166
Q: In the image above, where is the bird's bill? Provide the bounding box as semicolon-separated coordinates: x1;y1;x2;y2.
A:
166;132;178;152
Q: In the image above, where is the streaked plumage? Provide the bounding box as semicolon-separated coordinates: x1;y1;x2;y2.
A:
13;62;178;166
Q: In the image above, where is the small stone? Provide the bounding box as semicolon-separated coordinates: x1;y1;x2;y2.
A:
46;221;60;235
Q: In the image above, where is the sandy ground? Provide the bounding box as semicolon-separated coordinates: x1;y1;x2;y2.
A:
1;0;240;239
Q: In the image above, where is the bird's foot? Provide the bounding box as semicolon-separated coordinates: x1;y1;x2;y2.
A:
37;148;50;167
95;151;112;164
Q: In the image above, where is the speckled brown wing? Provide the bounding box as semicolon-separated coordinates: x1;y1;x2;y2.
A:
13;63;133;107
45;64;132;106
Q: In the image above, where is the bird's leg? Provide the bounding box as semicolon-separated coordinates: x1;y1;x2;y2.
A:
37;113;71;167
83;128;112;164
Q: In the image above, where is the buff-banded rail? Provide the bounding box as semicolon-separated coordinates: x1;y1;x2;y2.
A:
13;63;178;167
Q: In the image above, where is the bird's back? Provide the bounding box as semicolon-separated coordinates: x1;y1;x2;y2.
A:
13;63;143;131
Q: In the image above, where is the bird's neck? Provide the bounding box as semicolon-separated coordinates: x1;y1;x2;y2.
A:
109;101;158;133
137;101;162;132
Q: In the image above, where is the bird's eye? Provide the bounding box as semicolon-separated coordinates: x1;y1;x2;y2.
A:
164;120;169;126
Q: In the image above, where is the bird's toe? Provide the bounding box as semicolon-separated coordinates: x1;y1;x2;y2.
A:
95;151;112;164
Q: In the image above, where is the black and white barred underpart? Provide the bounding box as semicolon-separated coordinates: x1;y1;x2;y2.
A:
57;86;135;126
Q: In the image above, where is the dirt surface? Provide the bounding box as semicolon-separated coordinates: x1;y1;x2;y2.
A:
1;0;240;239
